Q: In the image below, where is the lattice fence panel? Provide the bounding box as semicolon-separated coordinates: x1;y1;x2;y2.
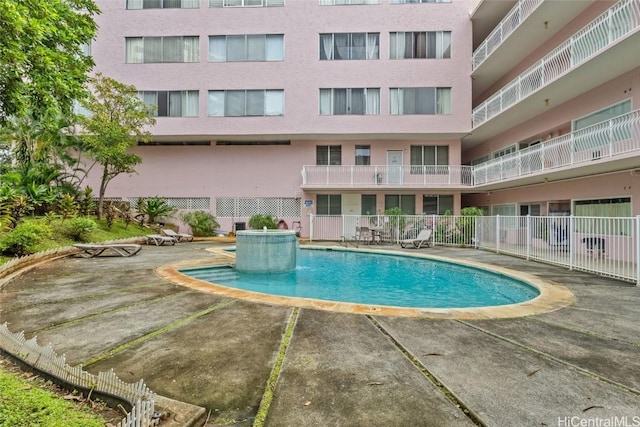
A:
125;197;210;210
215;198;301;217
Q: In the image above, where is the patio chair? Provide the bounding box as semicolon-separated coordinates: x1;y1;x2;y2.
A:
399;229;433;249
145;234;176;246
354;226;373;245
162;228;194;242
73;243;142;257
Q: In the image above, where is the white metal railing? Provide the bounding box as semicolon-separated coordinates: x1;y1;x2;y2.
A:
472;0;640;128
301;165;474;187
474;109;640;185
309;214;639;284
472;0;543;69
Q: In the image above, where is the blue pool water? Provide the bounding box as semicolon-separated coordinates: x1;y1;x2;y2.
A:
180;249;539;309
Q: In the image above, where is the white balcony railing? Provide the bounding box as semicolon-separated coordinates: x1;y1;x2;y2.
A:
472;0;543;70
301;165;474;187
474;109;640;185
472;0;640;128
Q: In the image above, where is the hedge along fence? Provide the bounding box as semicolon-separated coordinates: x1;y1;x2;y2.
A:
0;242;157;427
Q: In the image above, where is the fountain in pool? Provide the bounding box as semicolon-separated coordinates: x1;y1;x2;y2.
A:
235;229;298;273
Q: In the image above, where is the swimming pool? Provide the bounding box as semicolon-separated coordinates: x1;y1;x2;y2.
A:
179;248;540;309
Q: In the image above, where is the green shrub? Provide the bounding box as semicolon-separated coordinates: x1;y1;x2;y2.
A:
248;214;278;230
0;221;52;256
64;216;97;242
137;197;176;224
180;211;219;237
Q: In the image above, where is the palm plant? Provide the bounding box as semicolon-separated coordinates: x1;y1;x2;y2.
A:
137;197;176;224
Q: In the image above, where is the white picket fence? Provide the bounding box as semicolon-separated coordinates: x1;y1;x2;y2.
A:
310;214;639;284
0;323;156;427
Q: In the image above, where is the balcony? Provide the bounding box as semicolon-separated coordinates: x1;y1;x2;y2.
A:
301;165;474;190
468;0;640;143
473;109;640;189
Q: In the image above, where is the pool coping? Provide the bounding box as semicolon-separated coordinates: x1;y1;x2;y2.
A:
155;245;575;319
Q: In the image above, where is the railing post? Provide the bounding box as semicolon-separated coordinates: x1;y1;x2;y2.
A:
526;214;531;260
301;166;307;185
496;215;501;254
309;212;314;242
350;166;354;186
569;215;575;270
636;215;640;286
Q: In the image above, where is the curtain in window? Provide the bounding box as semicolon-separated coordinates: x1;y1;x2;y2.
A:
227;36;245;61
390;88;402;115
436;88;451;114
207;91;224;116
351;33;366;60
144;37;162;62
126;38;144;63
164;0;182;7
320;34;333;60
182;91;199;117
209;36;226;61
334;33;349;60
366;88;379;115
415;32;427;58
404;33;413;59
366;33;379;59
226;91;246;116
181;0;200;7
266;35;284;61
247;35;265;61
246;90;265;116
143;0;161;8
183;37;199;62
127;0;143;9
333;89;347;115
319;89;331;115
350;89;365;114
168;91;182;116
316;147;329;165
265;90;284;115
439;31;451;58
418;87;435;114
427;32;437;58
163;37;182;62
138;92;159;116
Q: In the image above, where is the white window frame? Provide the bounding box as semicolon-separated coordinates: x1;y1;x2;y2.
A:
319;33;380;60
492;144;517;159
319;88;380;115
208;34;284;62
389;87;451;115
137;90;200;117
209;0;285;7
125;36;199;63
389;31;451;59
319;0;380;4
207;90;285;117
127;0;200;9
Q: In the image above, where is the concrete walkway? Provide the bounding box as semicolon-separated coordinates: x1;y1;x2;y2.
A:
0;242;638;426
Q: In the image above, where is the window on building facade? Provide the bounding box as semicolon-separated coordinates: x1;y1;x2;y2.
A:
317;194;342;215
573;100;632;154
207;90;284;116
209;35;284;62
127;0;199;8
410;145;449;174
209;0;284;7
574;197;631;235
320;0;380;4
385;195;415;214
422;195;453;215
390;87;451;115
319;33;380;60
138;91;199;117
316;146;342;165
319;88;380;115
492;144;517;159
361;194;377;215
391;0;451;3
389;31;451;59
125;36;199;63
470;155;489;166
355;145;371;165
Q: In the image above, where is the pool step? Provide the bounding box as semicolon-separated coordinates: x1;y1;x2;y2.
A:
187;268;238;283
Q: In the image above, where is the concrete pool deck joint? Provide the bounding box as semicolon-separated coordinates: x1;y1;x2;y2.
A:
156;245;575;319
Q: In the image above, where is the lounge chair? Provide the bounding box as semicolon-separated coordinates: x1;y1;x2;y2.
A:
400;229;433;249
145;234;176;246
162;228;194;242
73;243;142;257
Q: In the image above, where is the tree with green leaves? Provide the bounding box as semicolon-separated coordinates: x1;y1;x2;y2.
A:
0;0;99;125
77;74;156;219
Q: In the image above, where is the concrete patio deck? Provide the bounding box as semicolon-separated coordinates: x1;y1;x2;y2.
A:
0;241;638;426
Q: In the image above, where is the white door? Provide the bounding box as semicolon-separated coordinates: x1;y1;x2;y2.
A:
386;150;403;184
342;194;361;239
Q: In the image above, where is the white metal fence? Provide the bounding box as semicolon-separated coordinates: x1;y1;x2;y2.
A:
310;214;639;284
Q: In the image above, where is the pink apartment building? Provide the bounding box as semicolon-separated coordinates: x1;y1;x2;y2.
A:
87;0;640;236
